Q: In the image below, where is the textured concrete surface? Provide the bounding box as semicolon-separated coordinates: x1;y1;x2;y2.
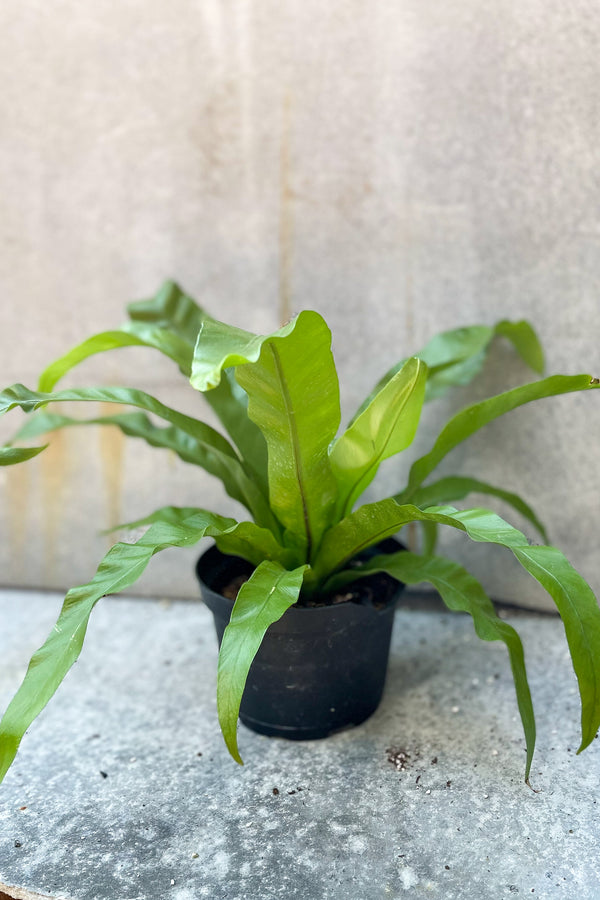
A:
1;587;599;899
0;1;599;606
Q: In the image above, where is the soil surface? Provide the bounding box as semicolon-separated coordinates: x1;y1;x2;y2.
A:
222;569;400;609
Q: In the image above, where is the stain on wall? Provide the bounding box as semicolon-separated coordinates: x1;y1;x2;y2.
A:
40;428;68;581
98;404;125;540
4;461;30;582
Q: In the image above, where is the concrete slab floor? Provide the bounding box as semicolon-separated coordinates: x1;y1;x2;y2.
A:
0;588;599;900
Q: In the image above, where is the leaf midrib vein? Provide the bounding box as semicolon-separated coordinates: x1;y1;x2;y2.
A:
269;344;312;558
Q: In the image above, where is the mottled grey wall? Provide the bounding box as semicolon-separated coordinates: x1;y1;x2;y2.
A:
1;1;598;608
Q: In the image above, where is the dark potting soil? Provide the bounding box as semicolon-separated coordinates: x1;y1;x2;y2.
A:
222;574;250;600
221;569;399;610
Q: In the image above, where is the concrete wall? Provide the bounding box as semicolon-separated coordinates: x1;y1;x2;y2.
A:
1;1;598;608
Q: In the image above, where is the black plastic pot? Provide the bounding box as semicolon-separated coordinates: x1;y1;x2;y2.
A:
195;541;404;741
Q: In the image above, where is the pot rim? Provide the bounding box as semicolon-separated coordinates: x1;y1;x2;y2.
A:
195;541;404;620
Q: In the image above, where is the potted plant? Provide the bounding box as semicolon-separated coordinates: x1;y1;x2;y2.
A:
1;281;599;788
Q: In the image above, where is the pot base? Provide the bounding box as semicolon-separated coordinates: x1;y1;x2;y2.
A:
239;711;374;742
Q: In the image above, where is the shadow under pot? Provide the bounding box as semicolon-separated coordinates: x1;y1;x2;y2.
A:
196;540;404;741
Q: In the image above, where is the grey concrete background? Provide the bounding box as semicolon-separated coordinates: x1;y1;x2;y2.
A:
1;589;600;899
0;1;598;606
